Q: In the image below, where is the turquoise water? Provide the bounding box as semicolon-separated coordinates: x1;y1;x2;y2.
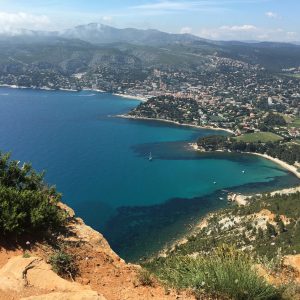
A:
0;87;298;261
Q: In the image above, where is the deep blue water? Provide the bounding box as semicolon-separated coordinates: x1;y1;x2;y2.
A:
0;87;299;261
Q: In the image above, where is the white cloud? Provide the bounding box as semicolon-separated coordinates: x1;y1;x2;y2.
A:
131;0;267;15
265;11;279;19
287;31;298;39
199;24;257;39
0;12;50;34
197;25;297;42
102;16;113;23
180;26;192;34
220;25;257;32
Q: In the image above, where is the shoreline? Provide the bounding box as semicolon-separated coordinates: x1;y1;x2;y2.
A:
117;114;235;134
0;84;79;92
190;143;300;180
247;152;300;179
0;84;151;101
112;93;148;102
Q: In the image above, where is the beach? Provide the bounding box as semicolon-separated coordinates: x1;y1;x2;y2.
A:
112;93;148;102
190;142;300;180
248;152;300;179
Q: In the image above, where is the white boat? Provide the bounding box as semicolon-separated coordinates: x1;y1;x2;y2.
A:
149;152;153;161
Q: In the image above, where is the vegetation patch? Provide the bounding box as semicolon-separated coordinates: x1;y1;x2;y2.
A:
136;269;155;287
234;132;283;143
290;117;300;129
146;246;279;300
0;152;66;237
49;249;79;280
145;192;300;299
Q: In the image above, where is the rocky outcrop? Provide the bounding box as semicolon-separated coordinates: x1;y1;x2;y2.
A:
0;255;106;300
283;254;300;283
0;202;194;300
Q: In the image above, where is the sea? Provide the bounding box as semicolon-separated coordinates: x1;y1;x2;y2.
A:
0;87;299;261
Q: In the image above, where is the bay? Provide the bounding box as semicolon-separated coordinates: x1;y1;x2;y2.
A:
0;87;298;261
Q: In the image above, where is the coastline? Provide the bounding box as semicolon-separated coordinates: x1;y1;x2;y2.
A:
0;84;151;101
247;152;300;179
117;114;235;134
189;143;300;181
112;93;148;102
0;84;79;92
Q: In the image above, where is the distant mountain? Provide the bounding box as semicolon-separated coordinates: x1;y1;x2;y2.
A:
61;23;203;46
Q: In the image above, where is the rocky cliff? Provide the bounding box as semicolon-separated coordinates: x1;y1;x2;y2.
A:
0;203;194;300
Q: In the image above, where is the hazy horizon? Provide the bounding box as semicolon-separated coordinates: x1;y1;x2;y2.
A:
0;0;298;43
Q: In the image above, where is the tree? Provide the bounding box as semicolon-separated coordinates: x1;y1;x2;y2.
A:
0;152;66;236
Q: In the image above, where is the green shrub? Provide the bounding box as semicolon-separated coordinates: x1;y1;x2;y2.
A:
0;152;66;236
136;269;155;286
148;246;279;300
49;250;78;280
23;251;31;258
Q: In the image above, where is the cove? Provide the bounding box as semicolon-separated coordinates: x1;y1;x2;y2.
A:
0;87;298;261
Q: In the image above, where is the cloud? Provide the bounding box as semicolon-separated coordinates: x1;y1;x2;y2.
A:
197;25;297;42
130;0;232;15
131;0;268;14
265;11;279;19
287;31;297;39
219;24;257;32
180;26;192;34
0;12;50;34
101;16;113;23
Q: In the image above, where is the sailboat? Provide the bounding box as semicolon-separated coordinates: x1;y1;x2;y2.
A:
149;152;153;161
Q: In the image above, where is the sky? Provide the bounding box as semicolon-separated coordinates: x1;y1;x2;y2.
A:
0;0;298;42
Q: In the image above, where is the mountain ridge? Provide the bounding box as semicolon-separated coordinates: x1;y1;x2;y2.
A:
1;23;299;47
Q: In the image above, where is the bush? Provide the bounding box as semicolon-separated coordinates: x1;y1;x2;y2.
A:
0;152;67;236
136;269;155;287
148;246;279;300
49;250;78;280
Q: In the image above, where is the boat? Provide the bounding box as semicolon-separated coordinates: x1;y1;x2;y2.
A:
149;152;153;161
242;170;245;173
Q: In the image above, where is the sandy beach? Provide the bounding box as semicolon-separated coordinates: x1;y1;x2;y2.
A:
247;152;300;179
190;143;300;183
112;93;148;102
118;114;235;134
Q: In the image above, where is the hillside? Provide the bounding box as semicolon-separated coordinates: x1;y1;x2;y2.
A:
145;192;300;299
1;23;300;93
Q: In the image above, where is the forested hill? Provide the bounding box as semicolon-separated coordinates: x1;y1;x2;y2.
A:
0;23;300;81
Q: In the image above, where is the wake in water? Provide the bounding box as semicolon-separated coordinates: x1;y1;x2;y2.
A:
77;93;96;97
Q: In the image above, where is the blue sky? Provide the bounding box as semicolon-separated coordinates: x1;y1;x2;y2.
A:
0;0;298;41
